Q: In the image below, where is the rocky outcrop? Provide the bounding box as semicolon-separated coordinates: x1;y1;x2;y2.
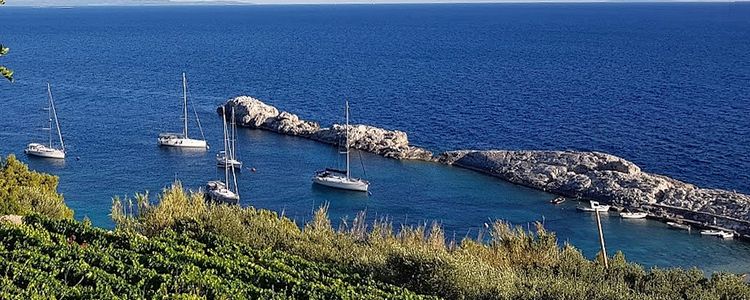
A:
220;96;320;136
311;124;433;160
219;95;750;236
438;150;750;234
218;96;432;160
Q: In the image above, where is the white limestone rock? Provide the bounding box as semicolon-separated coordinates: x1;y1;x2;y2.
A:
220;96;432;160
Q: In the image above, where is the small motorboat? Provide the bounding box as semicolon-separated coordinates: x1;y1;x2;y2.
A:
667;221;691;231
701;229;734;239
719;231;735;240
549;197;566;205
620;212;648;219
700;229;723;236
577;201;610;212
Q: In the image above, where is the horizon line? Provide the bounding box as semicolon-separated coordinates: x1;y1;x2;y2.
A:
4;0;749;7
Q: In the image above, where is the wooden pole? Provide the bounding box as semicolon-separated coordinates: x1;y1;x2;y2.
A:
595;210;609;268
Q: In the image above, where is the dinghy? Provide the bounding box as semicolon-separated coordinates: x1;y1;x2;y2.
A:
667;221;690;231
577;201;610;212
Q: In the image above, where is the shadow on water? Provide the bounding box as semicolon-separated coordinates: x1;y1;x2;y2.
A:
157;146;209;157
25;155;67;168
310;183;371;199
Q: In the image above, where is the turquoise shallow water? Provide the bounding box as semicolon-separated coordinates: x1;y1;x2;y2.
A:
1;4;750;274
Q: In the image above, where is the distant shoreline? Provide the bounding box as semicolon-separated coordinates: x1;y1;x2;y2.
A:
5;1;747;8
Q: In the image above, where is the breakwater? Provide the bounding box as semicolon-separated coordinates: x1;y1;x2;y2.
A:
219;96;433;160
220;96;750;237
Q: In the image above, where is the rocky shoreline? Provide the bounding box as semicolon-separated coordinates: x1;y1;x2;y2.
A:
438;150;750;237
219;96;433;160
220;96;750;238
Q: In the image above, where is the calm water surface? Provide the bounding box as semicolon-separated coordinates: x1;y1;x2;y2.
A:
1;4;749;273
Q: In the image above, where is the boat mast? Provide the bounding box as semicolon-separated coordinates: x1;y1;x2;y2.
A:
222;107;230;186
230;154;239;197
231;107;237;160
182;72;188;138
345;99;350;180
46;83;52;148
229;107;239;197
48;83;64;151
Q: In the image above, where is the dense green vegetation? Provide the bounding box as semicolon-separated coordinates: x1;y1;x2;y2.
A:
0;215;432;299
0;155;73;219
1;157;749;299
113;184;750;300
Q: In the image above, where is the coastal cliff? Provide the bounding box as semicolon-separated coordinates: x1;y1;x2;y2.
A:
219;96;433;160
220;96;750;236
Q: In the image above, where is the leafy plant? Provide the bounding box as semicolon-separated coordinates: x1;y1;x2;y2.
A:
0;155;73;219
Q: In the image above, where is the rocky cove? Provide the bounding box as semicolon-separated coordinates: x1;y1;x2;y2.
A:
219;96;750;238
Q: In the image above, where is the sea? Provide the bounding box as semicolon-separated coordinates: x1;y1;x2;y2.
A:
1;3;749;274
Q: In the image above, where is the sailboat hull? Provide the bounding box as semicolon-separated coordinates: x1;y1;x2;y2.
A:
216;152;242;169
205;180;240;205
217;159;243;169
24;143;65;159
158;134;208;149
313;174;369;192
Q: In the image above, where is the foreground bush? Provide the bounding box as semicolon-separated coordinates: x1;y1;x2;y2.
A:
0;214;434;299
0;154;73;219
112;184;750;300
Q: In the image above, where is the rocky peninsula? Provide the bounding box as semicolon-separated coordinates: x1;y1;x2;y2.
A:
220;96;750;237
219;96;433;160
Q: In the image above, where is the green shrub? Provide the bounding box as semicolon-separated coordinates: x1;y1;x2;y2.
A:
111;184;750;299
0;154;73;219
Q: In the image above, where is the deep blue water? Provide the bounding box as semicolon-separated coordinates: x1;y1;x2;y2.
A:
1;3;750;273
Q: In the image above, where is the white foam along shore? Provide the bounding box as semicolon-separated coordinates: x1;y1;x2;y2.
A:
220;96;750;238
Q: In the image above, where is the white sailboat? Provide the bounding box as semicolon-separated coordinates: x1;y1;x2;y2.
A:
216;107;242;169
206;106;240;204
158;73;208;149
312;100;369;192
25;83;65;159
